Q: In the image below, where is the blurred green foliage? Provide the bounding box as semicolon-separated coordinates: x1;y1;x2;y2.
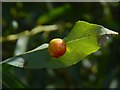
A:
2;2;120;89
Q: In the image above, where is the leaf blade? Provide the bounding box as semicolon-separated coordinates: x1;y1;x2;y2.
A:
1;21;118;69
4;36;99;69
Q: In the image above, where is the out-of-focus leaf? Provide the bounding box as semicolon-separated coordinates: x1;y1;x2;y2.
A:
2;64;27;88
1;21;118;69
14;35;29;55
37;4;71;24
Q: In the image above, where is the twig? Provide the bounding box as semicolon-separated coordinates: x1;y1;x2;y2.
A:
1;25;58;43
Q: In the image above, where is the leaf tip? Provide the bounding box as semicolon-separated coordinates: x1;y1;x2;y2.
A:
100;26;119;36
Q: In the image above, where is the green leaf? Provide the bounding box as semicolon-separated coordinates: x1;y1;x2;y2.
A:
64;21;118;42
1;21;118;69
48;36;99;68
2;64;27;88
37;4;71;24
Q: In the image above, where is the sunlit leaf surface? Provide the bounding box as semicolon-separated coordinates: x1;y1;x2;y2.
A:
1;21;118;69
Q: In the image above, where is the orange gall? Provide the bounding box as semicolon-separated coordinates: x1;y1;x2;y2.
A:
48;38;66;58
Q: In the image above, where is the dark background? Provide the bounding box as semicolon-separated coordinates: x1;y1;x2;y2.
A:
2;2;120;88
